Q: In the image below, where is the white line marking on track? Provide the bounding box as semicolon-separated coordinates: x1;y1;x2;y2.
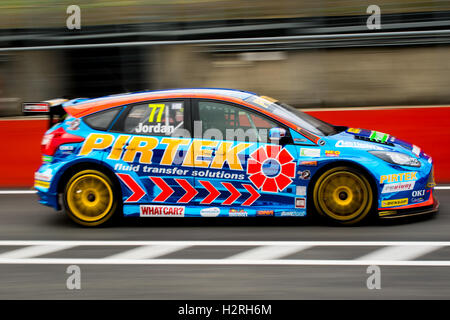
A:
0;244;75;259
0;258;449;266
356;245;442;261
0;190;37;194
0;242;447;265
226;245;312;260
105;244;191;260
0;241;449;246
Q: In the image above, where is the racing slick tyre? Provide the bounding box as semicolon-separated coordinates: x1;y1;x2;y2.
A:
313;166;374;225
63;169;119;227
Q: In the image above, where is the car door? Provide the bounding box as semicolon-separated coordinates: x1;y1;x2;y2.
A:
191;99;299;217
107;98;195;217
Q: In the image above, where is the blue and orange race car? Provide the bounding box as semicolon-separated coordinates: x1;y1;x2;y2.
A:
31;88;438;226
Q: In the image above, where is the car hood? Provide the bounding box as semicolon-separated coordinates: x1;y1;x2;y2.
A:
328;127;428;160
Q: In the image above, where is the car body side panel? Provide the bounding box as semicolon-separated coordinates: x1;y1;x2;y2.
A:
34;91;437;220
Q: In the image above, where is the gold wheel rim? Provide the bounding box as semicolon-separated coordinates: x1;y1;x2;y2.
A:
66;173;113;222
317;170;371;222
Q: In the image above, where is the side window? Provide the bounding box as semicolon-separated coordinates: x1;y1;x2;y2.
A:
123;101;184;136
83;107;121;131
197;100;279;142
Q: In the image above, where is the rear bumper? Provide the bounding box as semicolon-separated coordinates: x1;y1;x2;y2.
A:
378;196;439;219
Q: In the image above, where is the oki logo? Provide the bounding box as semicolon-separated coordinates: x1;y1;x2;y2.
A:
140;205;185;217
412;190;426;197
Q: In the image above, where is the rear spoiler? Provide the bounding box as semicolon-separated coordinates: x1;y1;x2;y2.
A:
23;98;89;128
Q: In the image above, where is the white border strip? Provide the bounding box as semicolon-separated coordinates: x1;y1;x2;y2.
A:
0;190;37;194
0;241;449;246
0;258;448;266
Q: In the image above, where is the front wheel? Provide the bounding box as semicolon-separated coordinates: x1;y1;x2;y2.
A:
312;166;374;225
63;169;119;227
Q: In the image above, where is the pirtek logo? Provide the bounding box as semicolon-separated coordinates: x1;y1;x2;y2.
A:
79;133;251;170
380;172;418;184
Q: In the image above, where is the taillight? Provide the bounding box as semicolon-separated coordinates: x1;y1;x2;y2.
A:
41;127;85;156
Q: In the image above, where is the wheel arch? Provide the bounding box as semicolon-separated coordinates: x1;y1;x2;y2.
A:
56;160;122;198
307;159;379;212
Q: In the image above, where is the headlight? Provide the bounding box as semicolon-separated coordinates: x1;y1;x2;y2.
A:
369;151;421;167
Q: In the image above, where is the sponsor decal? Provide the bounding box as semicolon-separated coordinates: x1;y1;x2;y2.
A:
295;198;306;208
67;118;80;130
34;180;50;188
299;161;317;166
369;131;389;143
381;198;408;207
200;207;221;217
412;190;426;197
171;102;183;110
59;145;75;151
325;150;340;157
299;170;311;180
296;186;307;196
335;140;385;150
140;205;185;217
228;209;248;217
59;145;75;154
412;145;421;157
380;172;417;184
412;197;425;203
42;155;53;162
280;211;306;217
22;102;50;113
256;210;274;216
347;128;361;134
294;138;307;143
34;169;53;182
381;181;415;193
247;145;296;192
80;134;251;171
300;148;320;158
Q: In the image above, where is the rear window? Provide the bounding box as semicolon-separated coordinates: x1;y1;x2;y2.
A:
83;107;122;131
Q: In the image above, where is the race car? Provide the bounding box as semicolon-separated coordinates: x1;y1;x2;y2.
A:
32;88;438;226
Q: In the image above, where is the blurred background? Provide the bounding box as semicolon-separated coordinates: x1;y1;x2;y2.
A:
0;0;450;114
0;0;450;185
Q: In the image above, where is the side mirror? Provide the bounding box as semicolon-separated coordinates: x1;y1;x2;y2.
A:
269;127;286;142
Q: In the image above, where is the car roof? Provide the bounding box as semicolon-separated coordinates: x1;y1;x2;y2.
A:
63;88;257;118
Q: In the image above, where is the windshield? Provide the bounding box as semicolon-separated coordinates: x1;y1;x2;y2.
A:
246;96;337;136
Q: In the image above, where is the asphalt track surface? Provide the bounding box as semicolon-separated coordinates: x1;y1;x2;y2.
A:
0;189;449;299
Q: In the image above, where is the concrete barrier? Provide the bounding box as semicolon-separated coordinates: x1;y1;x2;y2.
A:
0;106;448;187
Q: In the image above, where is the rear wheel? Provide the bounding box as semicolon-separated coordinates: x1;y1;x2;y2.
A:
313;166;374;225
63;169;118;227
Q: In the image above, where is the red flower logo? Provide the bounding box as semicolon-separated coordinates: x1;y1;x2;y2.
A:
247;145;296;192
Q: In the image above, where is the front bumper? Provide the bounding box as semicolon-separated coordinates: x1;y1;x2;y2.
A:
378;195;439;219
